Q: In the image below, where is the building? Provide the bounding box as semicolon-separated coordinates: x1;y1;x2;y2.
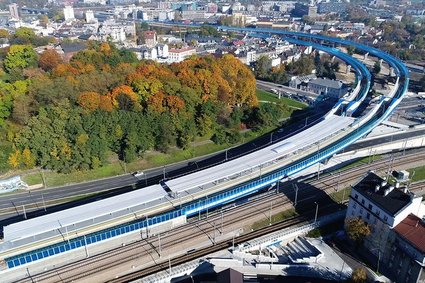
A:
384;214;425;283
143;31;157;48
63;6;75;22
293;3;317;18
317;2;347;14
157;44;168;58
168;47;196;63
307;78;347;98
9;4;19;20
346;172;423;263
85;10;96;23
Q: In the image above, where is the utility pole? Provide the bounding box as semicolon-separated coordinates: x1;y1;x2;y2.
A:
168;256;172;275
41;194;47;212
22;204;27;219
41;169;47;188
314;202;319;223
220;208;224;235
158;233;162;258
269;201;273;225
84;235;89;258
294;183;299;207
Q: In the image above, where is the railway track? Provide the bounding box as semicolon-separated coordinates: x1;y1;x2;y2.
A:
14;151;425;283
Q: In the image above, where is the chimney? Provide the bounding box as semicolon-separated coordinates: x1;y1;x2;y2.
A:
375;185;380;192
381;180;387;187
384;188;390;196
388;186;394;193
403;187;408;194
395;182;400;189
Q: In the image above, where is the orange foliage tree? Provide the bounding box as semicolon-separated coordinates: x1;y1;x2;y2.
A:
39;49;62;72
77;91;101;111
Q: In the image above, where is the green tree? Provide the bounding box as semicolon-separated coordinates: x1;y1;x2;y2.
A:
254;56;272;80
347;45;355;55
4;45;38;72
373;61;381;74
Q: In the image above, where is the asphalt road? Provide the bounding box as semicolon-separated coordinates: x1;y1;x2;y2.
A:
256;79;319;99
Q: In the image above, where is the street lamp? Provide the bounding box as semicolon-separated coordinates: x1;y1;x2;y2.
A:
314;202;319;223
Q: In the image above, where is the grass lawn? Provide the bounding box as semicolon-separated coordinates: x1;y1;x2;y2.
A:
408;165;425;182
330;187;352;203
251;208;297;231
20;128;271;188
256;89;307;109
306;220;344;238
338;154;383;171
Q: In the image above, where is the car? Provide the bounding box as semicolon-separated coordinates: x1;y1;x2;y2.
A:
132;171;144;177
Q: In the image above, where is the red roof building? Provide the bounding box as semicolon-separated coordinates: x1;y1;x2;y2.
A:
394;214;425;254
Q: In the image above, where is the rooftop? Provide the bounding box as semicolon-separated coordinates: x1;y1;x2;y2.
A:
353;172;412;216
169;47;196;53
309;78;343;89
394;214;425;254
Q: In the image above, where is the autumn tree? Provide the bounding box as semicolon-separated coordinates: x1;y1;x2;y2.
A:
22;148;35;168
351;267;367;283
110;85;140;111
8;149;21;168
78;91;101;112
0;29;9;38
4;45;38;72
39;49;62;71
345;217;371;244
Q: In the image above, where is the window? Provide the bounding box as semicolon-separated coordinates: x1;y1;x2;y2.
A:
384;215;389;222
355;193;358;200
368;204;373;210
366;213;370;220
353;203;357;209
376;210;380;217
361;199;365;205
359;208;363;215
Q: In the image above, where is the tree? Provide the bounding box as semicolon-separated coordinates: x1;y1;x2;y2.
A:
347;46;355;56
11;27;36;45
39;49;62;71
8;149;21;168
22;148;35;168
373;61;381;74
351;267;367;283
254;55;272;80
0;29;9;38
345;217;371;244
78;91;101;112
4;45;38;72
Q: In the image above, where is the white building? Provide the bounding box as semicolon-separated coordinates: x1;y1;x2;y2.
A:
9;4;19;20
63;6;75;22
85;10;96;23
246;50;256;65
346;172;423;259
157;44;168;58
168;47;196;63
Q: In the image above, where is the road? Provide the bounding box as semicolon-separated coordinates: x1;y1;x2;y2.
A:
256;79;319;98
